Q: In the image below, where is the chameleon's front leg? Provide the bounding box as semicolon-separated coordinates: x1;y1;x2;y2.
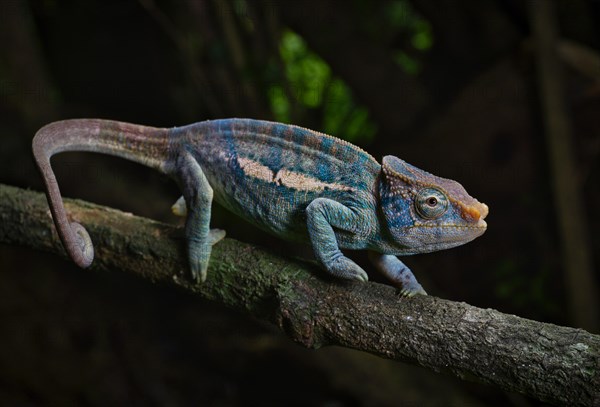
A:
368;252;427;296
306;198;368;282
175;151;225;282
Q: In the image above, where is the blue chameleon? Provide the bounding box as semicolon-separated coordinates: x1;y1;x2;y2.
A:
33;118;488;296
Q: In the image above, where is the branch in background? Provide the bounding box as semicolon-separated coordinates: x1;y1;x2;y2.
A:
0;184;597;406
558;39;600;85
530;0;599;333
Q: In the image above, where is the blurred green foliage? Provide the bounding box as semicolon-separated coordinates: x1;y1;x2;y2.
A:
269;30;377;144
386;0;433;74
267;2;433;143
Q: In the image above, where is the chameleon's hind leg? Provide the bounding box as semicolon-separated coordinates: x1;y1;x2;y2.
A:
175;152;225;282
368;252;427;296
172;195;225;247
306;198;368;282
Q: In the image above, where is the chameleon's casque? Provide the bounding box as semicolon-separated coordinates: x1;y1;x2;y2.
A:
33;118;488;296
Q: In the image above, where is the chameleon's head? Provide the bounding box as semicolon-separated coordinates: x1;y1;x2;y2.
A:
378;156;488;255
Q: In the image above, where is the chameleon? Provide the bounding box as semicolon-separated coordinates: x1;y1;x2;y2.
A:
32;118;488;296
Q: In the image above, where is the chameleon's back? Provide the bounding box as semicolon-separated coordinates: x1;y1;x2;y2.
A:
172;118;381;239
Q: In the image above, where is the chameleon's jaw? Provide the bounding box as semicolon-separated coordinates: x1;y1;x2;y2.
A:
477;218;488;231
416;221;487;253
384;201;489;255
477;206;488;230
471;201;488;233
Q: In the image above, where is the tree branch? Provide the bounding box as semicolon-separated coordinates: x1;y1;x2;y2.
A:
0;183;598;406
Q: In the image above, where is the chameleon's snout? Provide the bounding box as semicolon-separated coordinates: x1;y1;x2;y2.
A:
460;201;488;223
473;202;489;221
476;202;489;230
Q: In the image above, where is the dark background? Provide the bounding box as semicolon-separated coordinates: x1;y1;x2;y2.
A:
1;0;599;405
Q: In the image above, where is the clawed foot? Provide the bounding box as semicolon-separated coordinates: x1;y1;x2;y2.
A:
188;228;226;283
326;255;369;282
368;252;428;297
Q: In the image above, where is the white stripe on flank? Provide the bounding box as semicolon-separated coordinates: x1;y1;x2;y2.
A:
274;169;350;192
236;157;352;192
237;157;273;183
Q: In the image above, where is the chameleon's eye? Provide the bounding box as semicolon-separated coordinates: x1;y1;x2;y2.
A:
415;188;448;220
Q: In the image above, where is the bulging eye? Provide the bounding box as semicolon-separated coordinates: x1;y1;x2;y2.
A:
415;188;449;219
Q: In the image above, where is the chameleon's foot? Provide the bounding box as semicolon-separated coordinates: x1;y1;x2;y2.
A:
306;198;369;283
325;255;369;282
188;245;210;283
188;228;226;283
368;252;428;296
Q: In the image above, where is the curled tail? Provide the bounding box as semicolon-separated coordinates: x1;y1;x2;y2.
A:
32;119;171;268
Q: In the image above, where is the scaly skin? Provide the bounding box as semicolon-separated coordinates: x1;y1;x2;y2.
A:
32;118;488;296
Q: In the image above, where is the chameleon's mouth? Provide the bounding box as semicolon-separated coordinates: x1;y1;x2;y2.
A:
404;210;488;250
474;202;488;231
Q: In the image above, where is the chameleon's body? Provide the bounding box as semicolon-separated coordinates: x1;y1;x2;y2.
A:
33;118;488;295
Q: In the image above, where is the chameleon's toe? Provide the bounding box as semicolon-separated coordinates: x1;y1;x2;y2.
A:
171;196;187;217
327;256;369;282
189;257;209;283
399;284;428;297
208;229;226;245
187;230;224;282
187;243;211;283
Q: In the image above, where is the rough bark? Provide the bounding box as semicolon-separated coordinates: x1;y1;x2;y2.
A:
0;184;598;406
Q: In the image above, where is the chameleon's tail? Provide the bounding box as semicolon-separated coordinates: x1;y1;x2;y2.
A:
32;119;171;268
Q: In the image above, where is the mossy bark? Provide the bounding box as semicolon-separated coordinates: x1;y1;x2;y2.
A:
1;184;598;406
